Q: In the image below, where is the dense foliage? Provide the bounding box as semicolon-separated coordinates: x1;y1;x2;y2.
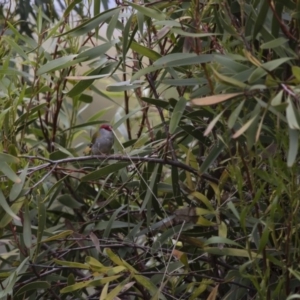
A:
1;0;300;299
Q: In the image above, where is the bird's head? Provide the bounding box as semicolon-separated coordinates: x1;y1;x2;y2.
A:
100;124;113;132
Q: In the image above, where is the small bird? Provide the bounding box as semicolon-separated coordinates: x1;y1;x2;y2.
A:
85;124;114;155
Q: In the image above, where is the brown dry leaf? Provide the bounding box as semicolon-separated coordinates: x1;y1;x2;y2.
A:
90;232;101;253
206;284;219;300
120;281;135;293
172;249;184;260
232;116;257;138
191;93;242;106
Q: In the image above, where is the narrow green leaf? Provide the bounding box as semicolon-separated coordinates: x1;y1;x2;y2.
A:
0;153;19;164
287;128;298;167
107;11;120;40
60;276;121;293
35;198;46;257
153;20;181;27
171;27;219;37
0;108;11;128
218;13;236;35
153;53;213;67
162;78;205;86
15;103;47;127
204;110;225;136
202;247;261;258
41;230;73;243
106;248;136;271
169;97;186;134
105;279;128;300
141;97;169;108
60;280;92;293
249;58;292;83
136;11;144;35
127;1;167;21
262;57;292;71
95;221;135;230
247;104;261;147
292;66;300;82
271;2;283;37
134;274;161;297
77;40;118;60
37;55;87;75
58;194;83;209
81;162;129;182
23;200;32;249
67;62;118;97
253;1;269;38
125;221;144;241
86;256;104;269
103;206;125;238
99;283;109;300
6;22;38;48
131;64;162;82
93;0;101;17
57;7;120;37
10;163;28;201
79;93;93;103
106;81;143;92
0;161;20;183
0;257;29;298
122;14;133;62
258;226;270;253
46;20;64;40
37;6;43;34
286;96;300;129
227;201;240;221
42;175;66;203
147;163;162;219
0;198;24;228
54;259;89;269
214;55;249;72
140;164;159;212
64;0;82;17
129;41;161;61
260;37;288;49
0;189;20;221
172;165;183;206
204;237;241;247
0;67;30;78
228;100;245;128
2;36;27;60
212;67;248;89
15;281;50;297
232;115;258;138
199;140;224;174
191;192;214;211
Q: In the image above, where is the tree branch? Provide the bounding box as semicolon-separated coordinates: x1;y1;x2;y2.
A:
19;155;227;189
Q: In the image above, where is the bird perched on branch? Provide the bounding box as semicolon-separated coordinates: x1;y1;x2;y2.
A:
84;124;114;155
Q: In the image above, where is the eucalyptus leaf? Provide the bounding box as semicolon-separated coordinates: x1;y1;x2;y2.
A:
81;162;129;181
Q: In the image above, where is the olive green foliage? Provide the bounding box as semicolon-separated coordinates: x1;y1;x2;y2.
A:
1;0;300;299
